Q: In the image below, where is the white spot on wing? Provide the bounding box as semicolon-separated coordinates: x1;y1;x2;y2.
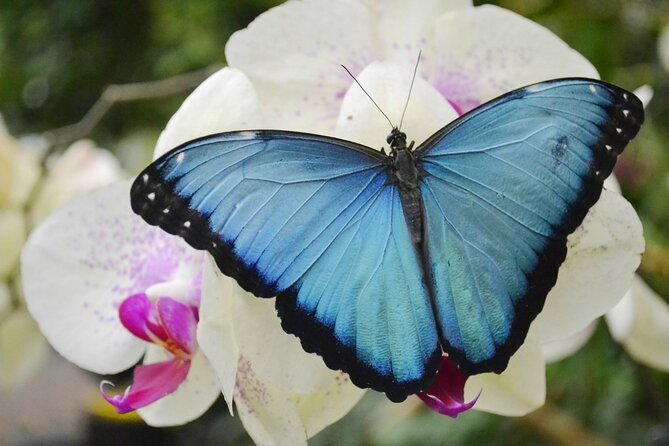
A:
147;192;155;201
163;208;170;214
622;109;630;117
184;221;191;228
176;152;185;163
589;85;597;94
142;174;149;183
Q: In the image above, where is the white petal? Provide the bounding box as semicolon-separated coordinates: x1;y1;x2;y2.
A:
604;175;621;194
529;190;644;343
633;85;654;109
0;209;26;278
426;5;598;112
0;308;49;389
234;357;308;446
607;276;669;372
358;0;472;65
21;180;201;374
0;282;10;319
0;125;41;208
29;140;124;227
540;322;597;363
658;23;669;73
226;0;380;134
605;283;636;341
335;62;458;148
231;285;342;394
138;347;221;427
197;256;239;413
154;67;263;159
295;373;365;437
465;340;545;416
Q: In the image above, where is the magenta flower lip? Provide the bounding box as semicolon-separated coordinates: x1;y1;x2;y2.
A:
417;356;479;418
102;293;199;413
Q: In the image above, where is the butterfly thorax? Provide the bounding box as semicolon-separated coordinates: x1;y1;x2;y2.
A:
388;129;424;246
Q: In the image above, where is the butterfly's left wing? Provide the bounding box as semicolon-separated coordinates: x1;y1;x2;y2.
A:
415;78;643;375
132;131;441;402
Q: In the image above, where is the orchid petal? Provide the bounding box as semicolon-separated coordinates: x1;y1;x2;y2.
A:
118;293;168;344
21;180;201;374
426;5;598;113
0;209;26;278
335;62;458;148
540;322;597;363
197;256;239;414
0;121;40;208
137;346;221;426
465;340;545;416
606;276;669;372
231;282;342;394
0;282;9;318
154;68;263;159
529;190;644;343
417;357;478;418
633;85;653;109
295;373;366;437
658;23;669;73
605;283;636;342
102;357;190;414
157;297;198;356
0;309;49;388
234;357;308;446
226;0;379;134
29;140;124;227
359;0;472;65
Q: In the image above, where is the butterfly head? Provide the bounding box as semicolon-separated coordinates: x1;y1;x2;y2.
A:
387;128;413;153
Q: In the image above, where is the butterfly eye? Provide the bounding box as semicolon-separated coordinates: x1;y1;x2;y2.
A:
386;134;394;144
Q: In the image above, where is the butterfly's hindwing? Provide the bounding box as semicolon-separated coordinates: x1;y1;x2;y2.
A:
416;79;643;374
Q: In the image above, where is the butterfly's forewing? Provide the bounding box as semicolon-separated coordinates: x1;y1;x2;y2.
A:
415;79;643;374
131;131;440;402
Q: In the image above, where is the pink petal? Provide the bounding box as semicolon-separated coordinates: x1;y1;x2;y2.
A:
417;356;479;418
101;357;191;414
157;297;198;355
118;293;168;344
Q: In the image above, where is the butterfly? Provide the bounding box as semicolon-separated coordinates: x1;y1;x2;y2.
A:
131;78;643;402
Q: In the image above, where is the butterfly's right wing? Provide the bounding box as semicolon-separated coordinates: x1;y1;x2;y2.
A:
415;79;643;375
132;131;441;401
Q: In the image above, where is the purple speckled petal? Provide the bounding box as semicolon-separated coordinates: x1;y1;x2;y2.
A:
157;297;198;356
359;0;471;66
101;357;191;414
225;0;380;134
119;293;168;344
426;5;598;113
417;357;479;418
21;180;203;374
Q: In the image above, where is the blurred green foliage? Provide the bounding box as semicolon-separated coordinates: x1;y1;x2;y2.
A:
1;0;668;445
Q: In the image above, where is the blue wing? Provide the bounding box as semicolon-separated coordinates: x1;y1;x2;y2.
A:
415;78;643;374
131;131;440;401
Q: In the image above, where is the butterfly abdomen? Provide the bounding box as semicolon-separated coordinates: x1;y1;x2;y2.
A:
393;148;424;245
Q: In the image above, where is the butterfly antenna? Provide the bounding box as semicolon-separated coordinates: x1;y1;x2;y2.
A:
341;64;394;130
398;51;421;132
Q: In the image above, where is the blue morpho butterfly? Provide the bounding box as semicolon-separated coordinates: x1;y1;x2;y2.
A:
131;77;643;402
